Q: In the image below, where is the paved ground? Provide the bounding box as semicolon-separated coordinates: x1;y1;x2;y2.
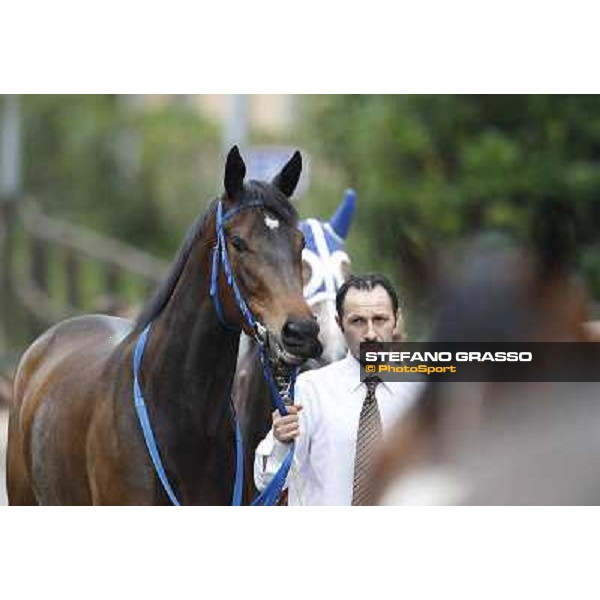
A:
0;408;7;505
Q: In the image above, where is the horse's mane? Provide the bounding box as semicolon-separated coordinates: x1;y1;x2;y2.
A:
134;200;216;332
134;182;298;332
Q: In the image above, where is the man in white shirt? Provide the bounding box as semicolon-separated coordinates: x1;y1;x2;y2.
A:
254;273;422;505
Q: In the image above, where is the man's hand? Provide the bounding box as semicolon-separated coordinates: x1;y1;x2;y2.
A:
272;405;303;443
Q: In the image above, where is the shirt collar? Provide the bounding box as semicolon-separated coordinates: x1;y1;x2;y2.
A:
342;350;392;393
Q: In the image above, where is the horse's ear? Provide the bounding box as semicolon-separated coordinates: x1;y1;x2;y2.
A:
329;189;357;240
272;151;302;198
224;146;246;199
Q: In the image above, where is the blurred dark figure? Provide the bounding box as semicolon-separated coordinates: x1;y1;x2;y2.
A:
376;200;600;505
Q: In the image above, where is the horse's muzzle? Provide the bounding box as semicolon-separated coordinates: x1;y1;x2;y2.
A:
280;317;322;363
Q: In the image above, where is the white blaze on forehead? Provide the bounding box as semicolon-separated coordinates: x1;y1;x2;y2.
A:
264;215;280;230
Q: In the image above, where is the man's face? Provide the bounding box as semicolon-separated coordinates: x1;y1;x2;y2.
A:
337;285;397;361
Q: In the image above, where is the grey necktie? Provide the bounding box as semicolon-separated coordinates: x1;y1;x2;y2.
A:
352;376;383;506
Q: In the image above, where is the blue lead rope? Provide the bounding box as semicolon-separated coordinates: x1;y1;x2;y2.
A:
251;345;296;505
133;324;181;505
133;323;245;506
231;403;244;506
251;441;295;506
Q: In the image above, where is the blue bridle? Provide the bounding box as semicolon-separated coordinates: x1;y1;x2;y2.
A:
133;199;296;506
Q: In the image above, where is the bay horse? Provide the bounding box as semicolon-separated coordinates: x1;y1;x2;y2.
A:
6;146;321;505
375;200;600;504
233;190;356;498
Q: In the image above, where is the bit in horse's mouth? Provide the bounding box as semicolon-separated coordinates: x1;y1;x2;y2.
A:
271;360;296;404
258;325;305;368
272;344;306;367
260;332;305;404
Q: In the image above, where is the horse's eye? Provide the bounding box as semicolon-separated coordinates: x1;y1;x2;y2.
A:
230;235;248;252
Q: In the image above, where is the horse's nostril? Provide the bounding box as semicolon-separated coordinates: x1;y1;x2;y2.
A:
282;318;320;345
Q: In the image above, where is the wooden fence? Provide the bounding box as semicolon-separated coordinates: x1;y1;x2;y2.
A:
0;198;169;375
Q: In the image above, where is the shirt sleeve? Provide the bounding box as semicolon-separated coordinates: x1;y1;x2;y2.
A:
292;375;316;470
253;430;293;492
252;373;317;492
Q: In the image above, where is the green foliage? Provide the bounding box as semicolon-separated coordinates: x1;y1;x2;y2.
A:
302;95;600;301
16;94;600;310
22;95;220;256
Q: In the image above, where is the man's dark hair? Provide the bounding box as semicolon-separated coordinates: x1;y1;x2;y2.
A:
336;273;399;319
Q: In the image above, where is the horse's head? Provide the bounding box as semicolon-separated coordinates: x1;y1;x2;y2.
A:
298;190;356;366
215;146;322;366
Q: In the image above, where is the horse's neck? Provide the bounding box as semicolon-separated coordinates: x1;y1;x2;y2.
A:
138;245;241;502
150;312;239;418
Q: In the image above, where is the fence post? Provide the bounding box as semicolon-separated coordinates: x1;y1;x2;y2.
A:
0;199;20;353
64;247;82;310
103;263;121;313
28;232;49;336
105;263;120;298
1;94;22;359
